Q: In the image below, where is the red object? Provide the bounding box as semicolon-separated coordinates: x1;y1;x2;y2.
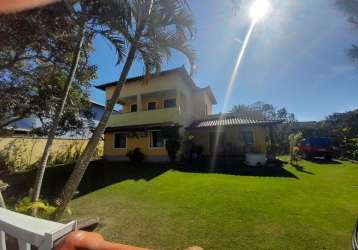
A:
55;231;148;250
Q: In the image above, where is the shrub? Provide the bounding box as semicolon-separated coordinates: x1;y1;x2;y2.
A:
288;132;303;164
126;148;146;163
15;196;56;219
191;145;204;158
162;127;181;161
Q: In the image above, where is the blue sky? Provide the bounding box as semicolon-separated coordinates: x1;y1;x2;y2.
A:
90;0;358;121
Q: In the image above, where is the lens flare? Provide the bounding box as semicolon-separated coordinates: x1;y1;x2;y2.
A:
250;0;270;22
210;21;256;169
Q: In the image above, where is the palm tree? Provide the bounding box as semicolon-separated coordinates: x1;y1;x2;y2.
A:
32;0;126;210
53;0;195;220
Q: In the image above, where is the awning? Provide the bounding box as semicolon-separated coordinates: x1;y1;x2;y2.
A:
105;122;180;133
188;115;282;130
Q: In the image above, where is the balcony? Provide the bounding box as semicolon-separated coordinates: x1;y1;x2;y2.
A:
108;107;180;128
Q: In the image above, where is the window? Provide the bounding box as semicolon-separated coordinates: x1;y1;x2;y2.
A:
148;102;156;110
130;104;137;112
150;130;164;148
114;133;126;148
242;131;254;145
205;104;208;115
164;98;176;108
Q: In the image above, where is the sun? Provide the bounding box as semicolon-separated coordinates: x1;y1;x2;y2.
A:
250;0;270;22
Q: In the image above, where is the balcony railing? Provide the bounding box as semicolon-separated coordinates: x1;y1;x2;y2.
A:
108;107;180;127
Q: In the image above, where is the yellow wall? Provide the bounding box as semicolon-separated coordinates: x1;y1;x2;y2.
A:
105;74;182;100
122;94;176;113
105;73;215;128
0;137;103;165
103;126;268;160
104;132;167;157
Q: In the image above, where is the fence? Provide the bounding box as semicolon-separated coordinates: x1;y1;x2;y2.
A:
0;137;103;171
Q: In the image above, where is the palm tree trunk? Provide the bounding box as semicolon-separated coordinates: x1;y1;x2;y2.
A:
52;44;137;220
31;26;86;208
0;192;5;208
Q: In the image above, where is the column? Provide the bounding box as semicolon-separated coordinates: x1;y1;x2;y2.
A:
137;94;142;112
176;90;181;113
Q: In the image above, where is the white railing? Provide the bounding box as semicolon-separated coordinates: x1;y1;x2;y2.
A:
0;208;75;250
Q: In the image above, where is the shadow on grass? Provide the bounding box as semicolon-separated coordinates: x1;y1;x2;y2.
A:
76;160;170;198
307;158;342;165
3;159;297;203
291;163;315;175
172;160;298;179
2;160;169;202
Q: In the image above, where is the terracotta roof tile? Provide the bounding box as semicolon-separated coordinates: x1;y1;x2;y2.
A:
190;116;282;129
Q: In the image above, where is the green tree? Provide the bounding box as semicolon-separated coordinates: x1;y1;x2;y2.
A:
231;102;297;154
0;2;99;210
337;1;358;72
162;126;181;161
53;0;195;220
0;3;76;128
31;0;127;208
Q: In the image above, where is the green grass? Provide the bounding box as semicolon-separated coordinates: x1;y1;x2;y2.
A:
69;159;358;250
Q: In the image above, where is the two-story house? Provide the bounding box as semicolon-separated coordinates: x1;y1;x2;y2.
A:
96;66;279;162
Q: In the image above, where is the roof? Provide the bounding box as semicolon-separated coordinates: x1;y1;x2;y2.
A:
95;66;217;105
189;114;282;129
89;100;105;108
105;122;180;133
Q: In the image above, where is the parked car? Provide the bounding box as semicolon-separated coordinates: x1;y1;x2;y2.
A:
298;137;333;160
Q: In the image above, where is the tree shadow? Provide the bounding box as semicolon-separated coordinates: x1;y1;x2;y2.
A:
173;160;298;179
71;160;170;198
291;163;315;175
307;158;342;165
3;159;298;204
2;160;169;203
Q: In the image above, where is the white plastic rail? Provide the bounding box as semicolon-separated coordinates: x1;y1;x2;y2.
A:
0;207;75;250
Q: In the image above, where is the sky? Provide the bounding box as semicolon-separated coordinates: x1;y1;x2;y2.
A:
89;0;358;121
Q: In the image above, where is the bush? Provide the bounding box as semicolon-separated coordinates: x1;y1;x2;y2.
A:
126;148;146;163
191;145;204;159
15;196;56;219
288;132;303;164
162;127;181;161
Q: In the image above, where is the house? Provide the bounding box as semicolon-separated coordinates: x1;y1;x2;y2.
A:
96;66;280;162
5;100;105;139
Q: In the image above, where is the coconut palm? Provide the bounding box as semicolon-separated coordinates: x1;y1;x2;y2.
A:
53;0;195;219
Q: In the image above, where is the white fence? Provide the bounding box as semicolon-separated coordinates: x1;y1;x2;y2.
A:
0;208;75;250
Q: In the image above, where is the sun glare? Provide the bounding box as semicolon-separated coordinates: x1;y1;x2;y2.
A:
250;0;270;22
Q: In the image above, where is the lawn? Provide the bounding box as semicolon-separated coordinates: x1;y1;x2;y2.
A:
68;159;358;250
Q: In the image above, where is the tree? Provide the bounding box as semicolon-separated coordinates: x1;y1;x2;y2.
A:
231;102;297;154
31;25;87;208
162;126;181;161
0;2;98;210
53;0;195;220
31;0;126;207
0;3;95;130
337;1;358;68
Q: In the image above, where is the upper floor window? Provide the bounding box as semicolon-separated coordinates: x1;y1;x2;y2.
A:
130;104;137;112
114;133;127;148
148;102;156;110
164;98;176;108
